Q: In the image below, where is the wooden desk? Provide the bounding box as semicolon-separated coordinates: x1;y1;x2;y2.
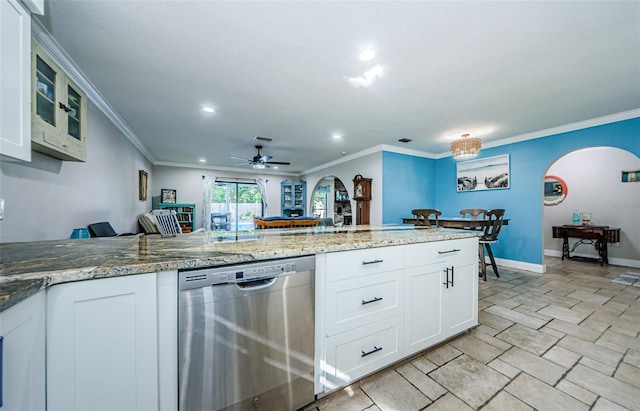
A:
552;225;620;266
402;217;509;229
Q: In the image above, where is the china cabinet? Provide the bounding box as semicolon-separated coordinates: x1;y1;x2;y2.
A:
31;41;87;162
281;180;306;217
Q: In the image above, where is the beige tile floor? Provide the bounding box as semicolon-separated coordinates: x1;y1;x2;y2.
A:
305;257;640;411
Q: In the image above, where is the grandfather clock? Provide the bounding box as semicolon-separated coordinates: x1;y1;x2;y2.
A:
353;174;372;225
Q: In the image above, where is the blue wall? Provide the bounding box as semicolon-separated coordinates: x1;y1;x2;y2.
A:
383;117;639;266
382;152;436;224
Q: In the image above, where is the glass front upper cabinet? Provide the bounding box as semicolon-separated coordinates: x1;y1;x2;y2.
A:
31;41;87;162
35;54;57;127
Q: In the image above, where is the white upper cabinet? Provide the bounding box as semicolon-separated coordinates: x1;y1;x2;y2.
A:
0;0;32;162
31;41;87;162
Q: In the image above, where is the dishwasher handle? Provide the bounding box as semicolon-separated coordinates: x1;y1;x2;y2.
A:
235;277;277;291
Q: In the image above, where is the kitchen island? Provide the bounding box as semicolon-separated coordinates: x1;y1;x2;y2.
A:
0;225;480;311
0;225;480;411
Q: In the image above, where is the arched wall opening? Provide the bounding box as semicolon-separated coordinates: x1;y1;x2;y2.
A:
542;146;640;267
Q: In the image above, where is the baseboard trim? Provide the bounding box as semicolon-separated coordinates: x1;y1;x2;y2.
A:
483;257;546;274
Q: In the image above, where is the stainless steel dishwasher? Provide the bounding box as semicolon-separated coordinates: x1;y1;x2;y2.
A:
178;255;315;411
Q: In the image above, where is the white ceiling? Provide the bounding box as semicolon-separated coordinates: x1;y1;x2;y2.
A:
36;1;640;173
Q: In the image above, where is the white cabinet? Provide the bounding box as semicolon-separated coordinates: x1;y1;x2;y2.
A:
0;290;46;411
404;262;444;355
0;0;32;162
405;239;478;354
317;237;479;393
31;41;87;162
443;256;478;337
46;273;159;411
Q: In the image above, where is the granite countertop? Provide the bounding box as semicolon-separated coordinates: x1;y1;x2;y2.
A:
0;225;480;312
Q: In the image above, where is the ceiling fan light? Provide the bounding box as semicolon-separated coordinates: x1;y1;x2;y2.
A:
451;133;482;160
252;163;266;169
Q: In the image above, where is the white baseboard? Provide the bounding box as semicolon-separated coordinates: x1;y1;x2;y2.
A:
483;256;546;274
544;249;640;269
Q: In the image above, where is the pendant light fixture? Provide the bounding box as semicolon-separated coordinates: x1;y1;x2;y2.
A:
450;133;482;159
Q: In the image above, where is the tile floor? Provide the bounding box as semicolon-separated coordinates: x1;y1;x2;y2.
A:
305;257;640;411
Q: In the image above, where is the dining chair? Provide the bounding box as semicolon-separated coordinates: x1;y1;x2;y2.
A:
411;209;441;228
459;208;488;230
478;209;505;281
151;209;182;236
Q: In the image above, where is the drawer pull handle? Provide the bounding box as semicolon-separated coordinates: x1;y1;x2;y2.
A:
362;259;383;265
361;346;383;357
438;249;461;254
361;296;383;305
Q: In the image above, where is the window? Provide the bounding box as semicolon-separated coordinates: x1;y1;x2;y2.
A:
211;181;263;232
312;185;330;218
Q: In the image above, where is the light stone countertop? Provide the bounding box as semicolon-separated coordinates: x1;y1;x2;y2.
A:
0;225;480;312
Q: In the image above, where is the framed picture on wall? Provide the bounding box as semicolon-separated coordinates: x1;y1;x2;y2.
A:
457;154;510;192
621;169;640;182
161;188;177;203
138;170;148;201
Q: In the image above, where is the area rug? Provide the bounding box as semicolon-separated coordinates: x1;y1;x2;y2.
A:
611;272;640;286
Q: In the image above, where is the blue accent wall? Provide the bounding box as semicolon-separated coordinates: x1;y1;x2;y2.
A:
382;151;436;224
382;117;639;266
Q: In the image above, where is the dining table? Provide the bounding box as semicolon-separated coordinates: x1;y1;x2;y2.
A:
402;216;510;229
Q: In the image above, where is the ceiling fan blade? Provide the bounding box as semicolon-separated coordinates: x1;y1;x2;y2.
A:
253;136;272;142
232;162;251;166
267;161;291;165
229;155;252;162
259;155;272;162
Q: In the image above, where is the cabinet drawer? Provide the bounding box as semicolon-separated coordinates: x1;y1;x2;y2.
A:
325;270;403;336
325;246;404;282
323;315;403;391
405;238;477;267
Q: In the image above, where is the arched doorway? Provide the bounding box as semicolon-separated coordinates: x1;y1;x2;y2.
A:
542;146;640;266
309;176;352;226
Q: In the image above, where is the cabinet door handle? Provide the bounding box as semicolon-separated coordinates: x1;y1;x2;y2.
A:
361;296;383;305
438;249;460;254
362;259;383;265
451;266;455;287
361;345;382;357
443;267;454;288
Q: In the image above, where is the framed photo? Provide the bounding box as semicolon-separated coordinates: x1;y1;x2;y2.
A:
138;170;148;201
457;154;510;192
621;169;640;182
161;188;177;203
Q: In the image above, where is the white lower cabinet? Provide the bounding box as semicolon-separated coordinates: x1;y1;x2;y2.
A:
0;290;46;410
318;237;478;393
323;315;403;390
404;262;445;355
46;273;160;411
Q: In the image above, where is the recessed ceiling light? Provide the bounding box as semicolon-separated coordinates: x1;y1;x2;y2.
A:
332;134;342;140
199;158;206;163
359;48;376;62
202;106;215;113
273;166;279;169
341;151;347;155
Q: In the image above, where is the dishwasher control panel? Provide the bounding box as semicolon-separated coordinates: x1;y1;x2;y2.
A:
180;260;301;289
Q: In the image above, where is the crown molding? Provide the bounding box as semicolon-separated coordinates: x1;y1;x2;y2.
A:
433;108;640;158
31;19;156;164
153;161;299;177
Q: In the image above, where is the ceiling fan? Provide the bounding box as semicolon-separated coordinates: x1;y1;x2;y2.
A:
229;145;291;169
